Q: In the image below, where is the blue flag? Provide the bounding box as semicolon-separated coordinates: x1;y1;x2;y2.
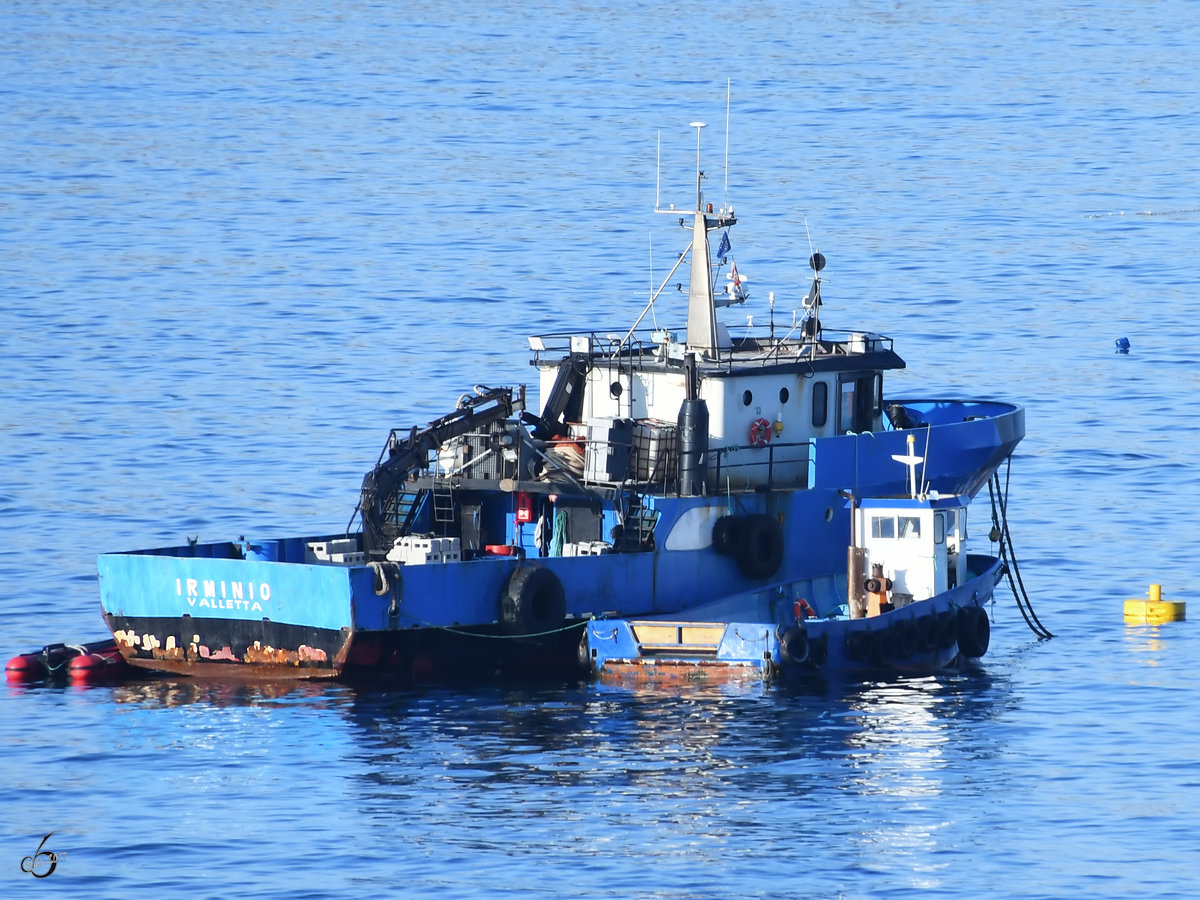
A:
717;232;731;259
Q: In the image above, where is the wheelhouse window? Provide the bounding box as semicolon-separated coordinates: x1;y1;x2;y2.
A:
837;373;879;434
812;381;828;427
871;514;922;539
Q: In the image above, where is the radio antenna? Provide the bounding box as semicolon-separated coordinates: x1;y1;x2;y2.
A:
655;130;661;211
724;79;731;206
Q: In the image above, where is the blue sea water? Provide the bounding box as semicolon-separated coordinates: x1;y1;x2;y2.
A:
4;0;1200;896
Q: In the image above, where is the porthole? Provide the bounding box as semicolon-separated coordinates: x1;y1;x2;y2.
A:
609;381;623;399
779;387;790;404
742;390;753;407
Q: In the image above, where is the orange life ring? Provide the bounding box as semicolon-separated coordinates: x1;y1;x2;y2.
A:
749;417;772;447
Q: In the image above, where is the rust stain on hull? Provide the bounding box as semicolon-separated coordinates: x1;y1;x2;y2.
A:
110;626;350;681
597;658;767;686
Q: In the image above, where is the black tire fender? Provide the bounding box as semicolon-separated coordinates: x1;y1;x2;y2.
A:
916;613;940;653
957;606;991;658
846;629;871;662
500;565;566;635
780;624;809;666
711;516;744;555
808;633;829;667
736;514;785;579
938;609;958;649
870;627;897;667
894;618;918;659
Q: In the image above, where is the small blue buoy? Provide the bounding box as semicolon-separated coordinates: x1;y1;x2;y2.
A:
1115;337;1130;354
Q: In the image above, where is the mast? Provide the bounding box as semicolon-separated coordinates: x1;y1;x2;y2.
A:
683;122;738;357
655;121;736;359
685;207;718;353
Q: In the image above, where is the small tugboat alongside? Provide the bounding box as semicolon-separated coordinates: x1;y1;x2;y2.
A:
13;122;1036;684
585;439;1018;683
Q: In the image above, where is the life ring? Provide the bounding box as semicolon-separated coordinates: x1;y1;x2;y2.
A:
749;417;773;448
957;606;991;658
779;624;809;666
735;514;784;579
500;565;566;635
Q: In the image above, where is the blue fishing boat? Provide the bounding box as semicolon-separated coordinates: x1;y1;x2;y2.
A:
96;124;1025;680
584;441;1011;683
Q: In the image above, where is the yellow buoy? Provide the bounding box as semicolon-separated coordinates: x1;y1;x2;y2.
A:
1124;584;1186;625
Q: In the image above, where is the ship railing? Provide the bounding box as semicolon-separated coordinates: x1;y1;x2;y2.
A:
721;325;895;367
527;326;894;368
528;331;660;367
707;438;815;492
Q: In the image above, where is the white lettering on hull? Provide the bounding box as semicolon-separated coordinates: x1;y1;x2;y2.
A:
175;576;269;613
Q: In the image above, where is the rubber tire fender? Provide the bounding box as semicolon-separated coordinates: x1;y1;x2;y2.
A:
808;633;829;668
846;628;872;662
893;618;918;660
780;624;809;666
870;627;897;667
916;613;940;653
711;516;744;556
736;514;785;579
500;565;566;635
937;609;958;650
957;605;991;658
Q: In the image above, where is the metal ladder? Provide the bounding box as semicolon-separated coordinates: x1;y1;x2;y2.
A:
431;480;457;533
618;496;658;550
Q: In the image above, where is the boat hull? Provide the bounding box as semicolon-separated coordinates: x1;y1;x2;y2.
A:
585;555;1005;683
97;542;357;679
94;400;1022;681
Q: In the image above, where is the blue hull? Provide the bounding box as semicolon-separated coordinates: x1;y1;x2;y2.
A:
96;404;1022;680
585;555;1005;684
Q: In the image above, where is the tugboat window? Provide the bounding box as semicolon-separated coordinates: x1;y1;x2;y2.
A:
742;390;753;407
871;516;895;539
779;387;789;404
838;374;875;433
609;381;622;399
812;382;828;427
899;516;921;539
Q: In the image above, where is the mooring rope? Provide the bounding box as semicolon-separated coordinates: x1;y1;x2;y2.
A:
988;459;1053;639
400;616;591;641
